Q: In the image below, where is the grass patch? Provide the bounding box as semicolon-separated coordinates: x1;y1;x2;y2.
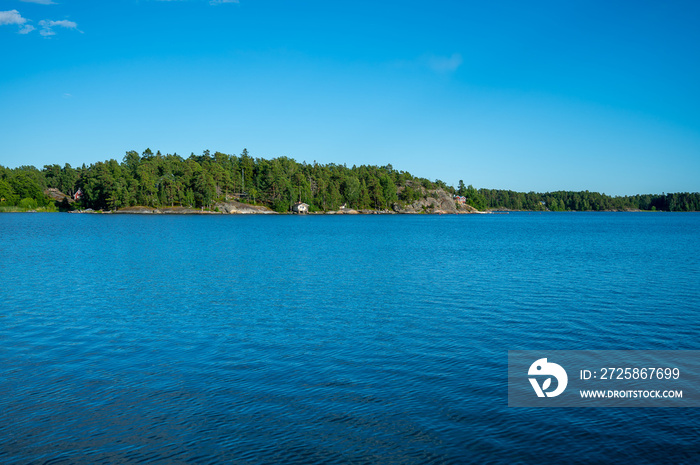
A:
0;204;59;213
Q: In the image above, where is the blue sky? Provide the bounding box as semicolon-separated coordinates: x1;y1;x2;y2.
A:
1;0;699;195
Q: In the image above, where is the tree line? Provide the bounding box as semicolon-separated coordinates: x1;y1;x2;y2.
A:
0;148;698;212
479;189;700;212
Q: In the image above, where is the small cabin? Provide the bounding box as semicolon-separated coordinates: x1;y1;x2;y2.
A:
292;202;309;214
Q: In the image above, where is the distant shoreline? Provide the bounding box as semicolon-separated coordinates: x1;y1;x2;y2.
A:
3;154;698;214
66;206;490;215
4;208;686;215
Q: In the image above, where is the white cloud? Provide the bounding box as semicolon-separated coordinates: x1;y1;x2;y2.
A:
0;10;28;26
20;0;57;5
43;19;77;28
39;18;79;36
1;9;80;37
426;53;463;73
0;9;37;34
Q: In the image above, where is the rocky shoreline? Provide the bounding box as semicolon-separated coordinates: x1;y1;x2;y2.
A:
66;188;490;215
71;206;488;215
72;201;278;215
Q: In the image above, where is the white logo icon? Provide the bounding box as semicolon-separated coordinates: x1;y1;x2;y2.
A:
528;358;568;397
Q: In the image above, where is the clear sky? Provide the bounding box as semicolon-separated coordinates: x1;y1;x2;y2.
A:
1;0;699;195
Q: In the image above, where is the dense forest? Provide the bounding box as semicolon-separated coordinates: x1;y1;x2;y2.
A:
0;148;698;212
480;189;700;212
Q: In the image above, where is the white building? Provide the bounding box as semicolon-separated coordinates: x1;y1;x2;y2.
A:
292;202;309;213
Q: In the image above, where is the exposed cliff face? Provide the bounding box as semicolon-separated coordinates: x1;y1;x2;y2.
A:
394;188;481;214
44;188;74;204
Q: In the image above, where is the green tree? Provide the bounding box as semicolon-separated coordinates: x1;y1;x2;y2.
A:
380;174;397;209
0;179;18;205
59;164;79;196
341;176;360;207
464;184;486;211
194;171;216;208
8;172;47;206
457;180;466;196
19;198;38;209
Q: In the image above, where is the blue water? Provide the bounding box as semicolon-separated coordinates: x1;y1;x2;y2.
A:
1;213;699;464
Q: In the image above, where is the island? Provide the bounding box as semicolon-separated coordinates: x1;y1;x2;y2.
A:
1;148;699;214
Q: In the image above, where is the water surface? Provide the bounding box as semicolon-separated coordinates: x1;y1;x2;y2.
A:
1;213;699;463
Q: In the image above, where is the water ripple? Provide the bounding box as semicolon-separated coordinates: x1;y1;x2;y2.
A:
1;213;699;463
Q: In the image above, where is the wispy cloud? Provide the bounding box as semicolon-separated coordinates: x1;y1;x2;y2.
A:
39;18;79;36
2;8;81;37
0;9;29;26
20;0;57;5
0;9;39;34
392;53;464;75
425;53;463;73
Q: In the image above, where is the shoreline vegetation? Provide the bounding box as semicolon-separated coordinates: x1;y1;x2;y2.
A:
2;148;699;214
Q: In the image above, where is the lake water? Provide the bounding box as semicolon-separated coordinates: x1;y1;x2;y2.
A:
1;213;699;464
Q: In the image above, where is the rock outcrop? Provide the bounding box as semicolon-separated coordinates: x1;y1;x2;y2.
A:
394;187;482;214
112;202;276;214
44;188;73;204
214;201;276;214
